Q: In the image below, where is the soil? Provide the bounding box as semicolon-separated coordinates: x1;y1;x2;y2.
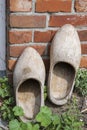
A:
45;93;87;130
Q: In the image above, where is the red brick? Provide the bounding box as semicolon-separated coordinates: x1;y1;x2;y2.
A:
10;0;32;12
34;30;87;42
34;30;56;42
75;0;87;12
9;30;32;44
81;44;87;54
8;57;87;84
49;15;87;27
47;44;87;56
43;57;87;70
10;15;46;28
80;56;87;68
36;0;72;12
78;30;87;41
8;58;50;72
9;45;47;57
8;56;87;72
8;59;16;70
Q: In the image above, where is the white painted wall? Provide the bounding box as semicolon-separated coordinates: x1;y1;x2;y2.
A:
0;0;6;71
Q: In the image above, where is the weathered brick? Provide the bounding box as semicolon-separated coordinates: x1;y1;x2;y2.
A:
8;59;16;70
49;15;87;27
9;45;47;57
34;30;87;42
8;58;50;72
75;0;87;12
34;30;56;42
47;44;87;56
8;56;87;73
80;56;87;68
78;30;87;41
10;0;32;12
10;15;46;28
36;0;72;12
9;30;32;44
81;44;87;54
8;57;87;85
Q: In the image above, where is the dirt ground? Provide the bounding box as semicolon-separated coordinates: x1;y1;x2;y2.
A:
45;93;87;130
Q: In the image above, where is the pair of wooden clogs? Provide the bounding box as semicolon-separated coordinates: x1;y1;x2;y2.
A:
13;24;81;122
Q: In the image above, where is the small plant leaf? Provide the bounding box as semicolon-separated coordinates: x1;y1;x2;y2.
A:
26;122;33;130
9;119;21;130
36;106;52;127
13;106;24;116
52;114;60;125
75;69;87;96
40;106;52;116
33;124;40;130
36;112;51;127
20;122;27;130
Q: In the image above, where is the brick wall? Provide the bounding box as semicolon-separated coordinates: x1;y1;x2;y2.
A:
7;0;87;82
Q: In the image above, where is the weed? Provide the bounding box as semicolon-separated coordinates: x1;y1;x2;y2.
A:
0;77;84;130
0;77;15;121
75;68;87;96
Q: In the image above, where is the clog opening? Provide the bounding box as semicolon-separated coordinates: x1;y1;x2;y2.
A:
51;62;75;100
18;78;41;121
